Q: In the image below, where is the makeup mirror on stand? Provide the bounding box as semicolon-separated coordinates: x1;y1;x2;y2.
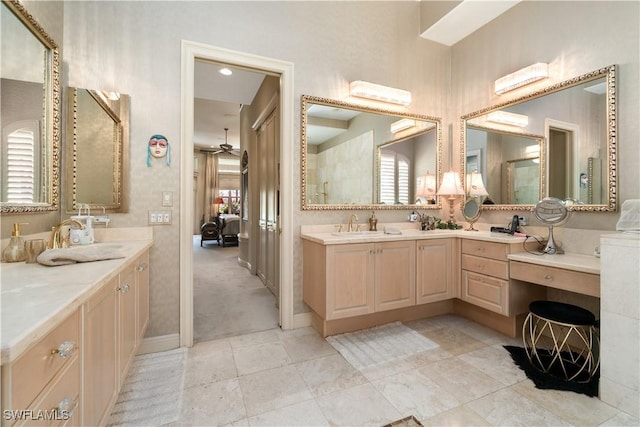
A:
533;197;569;254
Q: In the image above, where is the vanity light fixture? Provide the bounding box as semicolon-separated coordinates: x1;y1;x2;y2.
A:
349;80;411;106
487;110;529;127
436;170;465;223
494;62;548;95
390;118;416;133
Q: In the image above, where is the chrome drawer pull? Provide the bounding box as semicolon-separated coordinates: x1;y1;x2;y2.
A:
477;264;484;270
118;284;131;293
51;340;76;359
137;262;148;272
544;274;553;280
54;396;78;418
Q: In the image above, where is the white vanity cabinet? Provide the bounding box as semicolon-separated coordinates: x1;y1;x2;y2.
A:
303;240;415;321
416;238;457;304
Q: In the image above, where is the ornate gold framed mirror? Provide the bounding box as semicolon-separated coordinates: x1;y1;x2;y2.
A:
301;95;442;210
461;65;617;212
1;0;60;213
66;88;130;212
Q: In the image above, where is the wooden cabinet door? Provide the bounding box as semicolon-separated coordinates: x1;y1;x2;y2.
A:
136;251;150;340
83;278;117;427
375;241;415;312
118;266;137;385
417;239;453;304
326;243;375;319
461;270;508;315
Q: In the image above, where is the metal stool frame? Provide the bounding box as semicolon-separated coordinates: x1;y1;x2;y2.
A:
523;311;600;383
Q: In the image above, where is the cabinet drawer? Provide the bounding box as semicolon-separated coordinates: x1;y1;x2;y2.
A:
461;240;508;261
461;270;508;315
10;310;80;412
21;358;81;427
510;261;600;297
462;254;508;280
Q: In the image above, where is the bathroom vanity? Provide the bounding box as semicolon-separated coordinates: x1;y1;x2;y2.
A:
302;226;600;338
1;228;152;427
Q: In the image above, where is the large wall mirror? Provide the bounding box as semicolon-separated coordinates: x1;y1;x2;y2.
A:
1;0;60;213
66;87;130;212
301;95;442;210
461;65;616;212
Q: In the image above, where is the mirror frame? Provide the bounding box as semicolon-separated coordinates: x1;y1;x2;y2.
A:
1;0;61;213
460;65;617;212
301;95;442;211
66;88;126;212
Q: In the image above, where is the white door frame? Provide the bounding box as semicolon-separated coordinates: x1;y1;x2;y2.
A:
179;40;295;347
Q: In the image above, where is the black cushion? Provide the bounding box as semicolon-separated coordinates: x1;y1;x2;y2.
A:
529;300;596;326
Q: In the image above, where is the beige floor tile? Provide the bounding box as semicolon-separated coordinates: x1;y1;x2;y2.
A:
512;380;620;426
281;332;337;363
599;411;640;426
184;344;238;388
178;378;246;426
232;341;292;376
296;353;368;397
238;365;313;417
420;326;486;356
458;344;527;386
228;329;280;349
247;399;330;427
372;370;461;419
187;337;231;358
315;383;402;427
466;387;572;426
419;358;504;403
422;405;492;427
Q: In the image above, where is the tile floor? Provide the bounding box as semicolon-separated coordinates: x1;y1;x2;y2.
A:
166;314;637;427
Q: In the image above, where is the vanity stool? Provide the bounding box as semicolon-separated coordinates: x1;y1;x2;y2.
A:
522;300;600;383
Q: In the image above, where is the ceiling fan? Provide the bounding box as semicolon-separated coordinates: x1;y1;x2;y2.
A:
210;128;239;156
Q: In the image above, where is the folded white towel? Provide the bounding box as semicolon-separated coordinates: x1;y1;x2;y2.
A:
617;199;640;231
37;245;125;266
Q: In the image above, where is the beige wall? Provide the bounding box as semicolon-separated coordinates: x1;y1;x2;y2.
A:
2;1;637;339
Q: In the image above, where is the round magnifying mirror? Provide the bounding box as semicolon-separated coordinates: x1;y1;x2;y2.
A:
533;197;569;254
461;197;481;231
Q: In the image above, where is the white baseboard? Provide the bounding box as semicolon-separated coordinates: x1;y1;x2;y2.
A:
293;312;312;329
137;333;180;355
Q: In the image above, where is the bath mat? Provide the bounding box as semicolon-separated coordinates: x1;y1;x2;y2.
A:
107;347;187;426
383;415;424;427
327;322;438;371
504;345;599;397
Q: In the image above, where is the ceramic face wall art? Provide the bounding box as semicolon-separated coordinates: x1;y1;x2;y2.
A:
147;134;171;166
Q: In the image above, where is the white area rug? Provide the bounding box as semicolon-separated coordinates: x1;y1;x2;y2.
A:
327;322;439;370
107;347;187;426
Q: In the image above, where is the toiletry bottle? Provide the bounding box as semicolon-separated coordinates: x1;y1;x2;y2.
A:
2;223;27;263
368;211;378;231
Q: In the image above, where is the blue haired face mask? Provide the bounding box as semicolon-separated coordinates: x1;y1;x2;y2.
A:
147;135;171;167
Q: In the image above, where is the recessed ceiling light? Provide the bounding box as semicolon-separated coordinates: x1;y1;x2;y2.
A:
219;68;233;76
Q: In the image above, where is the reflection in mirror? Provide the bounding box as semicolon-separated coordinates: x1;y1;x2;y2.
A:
1;0;60;213
301;95;441;210
465;126;544;206
66;88;130;212
462;65;616;211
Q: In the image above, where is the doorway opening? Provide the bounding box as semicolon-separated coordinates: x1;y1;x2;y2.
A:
545;119;579;201
180;41;295;348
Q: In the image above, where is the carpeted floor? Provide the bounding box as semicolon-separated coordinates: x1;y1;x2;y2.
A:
193;236;278;343
327;322;439;371
107;348;187;426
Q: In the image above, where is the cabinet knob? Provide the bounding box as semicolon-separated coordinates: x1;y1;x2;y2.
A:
477;264;484;270
137;262;147;272
544;274;553;280
51;340;77;359
118;284;131;293
53;396;78;418
477;247;485;252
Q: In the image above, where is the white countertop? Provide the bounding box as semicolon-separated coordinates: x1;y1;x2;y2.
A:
1;231;152;365
508;252;600;275
301;227;533;245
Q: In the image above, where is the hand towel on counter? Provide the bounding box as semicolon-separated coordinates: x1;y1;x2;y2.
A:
36;245;125;266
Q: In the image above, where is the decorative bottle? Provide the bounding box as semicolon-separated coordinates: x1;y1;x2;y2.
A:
2;223;27;263
368;211;378;232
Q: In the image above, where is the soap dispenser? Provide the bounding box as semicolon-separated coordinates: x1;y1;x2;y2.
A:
2;223;27;263
368;211;378;232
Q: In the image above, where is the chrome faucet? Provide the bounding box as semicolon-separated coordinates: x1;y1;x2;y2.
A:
49;219;85;249
347;214;359;232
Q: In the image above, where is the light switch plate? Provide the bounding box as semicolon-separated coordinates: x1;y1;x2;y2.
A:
162;191;173;207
